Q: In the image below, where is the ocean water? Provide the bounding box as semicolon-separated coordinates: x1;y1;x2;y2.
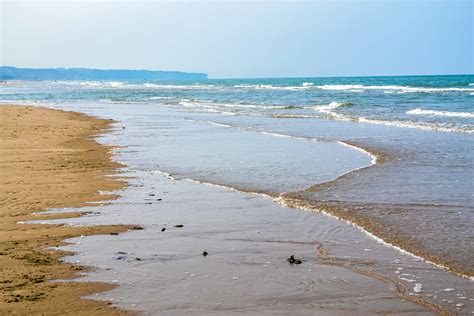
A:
2;76;473;310
3;75;473;133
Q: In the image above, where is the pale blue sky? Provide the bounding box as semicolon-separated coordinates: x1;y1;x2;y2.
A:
1;0;472;78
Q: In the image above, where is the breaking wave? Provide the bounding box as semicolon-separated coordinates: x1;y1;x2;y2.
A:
406;108;474;118
315;84;474;93
312;102;354;114
233;84;309;91
48;80;474;95
356;117;473;134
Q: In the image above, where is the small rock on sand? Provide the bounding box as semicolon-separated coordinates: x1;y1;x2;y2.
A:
287;255;302;264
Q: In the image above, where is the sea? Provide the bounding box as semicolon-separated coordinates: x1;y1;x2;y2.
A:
1;75;473;314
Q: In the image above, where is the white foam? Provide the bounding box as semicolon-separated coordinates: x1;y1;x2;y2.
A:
79;81;103;87
357;117;473;134
233;84;274;89
186;118;377;167
184;118;241;129
68;81;136;88
204;121;233;128
98;99;143;104
312;101;345;114
143;83;219;90
179;100;214;108
271;114;322;119
407;108;474;118
398;277;416;283
311;102;354;117
276;196;474;281
143;83;161;88
310;102;355;121
211;82;474;93
0;99;40;105
413;283;423;293
149;96;175;100
178;100;297;112
108;81;126;87
233;84;309;91
260;131;315;142
316;84;474;93
186;118;320;142
49;80;154;89
307;102;474;134
337;141;377;165
169;175;274;200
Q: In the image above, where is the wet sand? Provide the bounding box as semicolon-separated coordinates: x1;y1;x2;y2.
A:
0;105;134;314
188;113;473;281
5;103;472;315
45;169;442;315
283;138;473;278
27;102;474;315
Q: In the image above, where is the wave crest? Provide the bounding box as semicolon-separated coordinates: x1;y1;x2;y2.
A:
316;84;474;93
312;101;354;114
407;108;474;118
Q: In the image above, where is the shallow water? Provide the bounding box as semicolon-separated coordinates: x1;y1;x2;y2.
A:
3;75;473;313
40;169;473;315
199;113;474;276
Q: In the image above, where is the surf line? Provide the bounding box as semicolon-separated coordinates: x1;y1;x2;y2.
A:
148;166;455;315
162;118;474;280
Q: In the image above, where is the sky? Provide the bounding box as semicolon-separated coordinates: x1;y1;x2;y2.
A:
0;0;472;78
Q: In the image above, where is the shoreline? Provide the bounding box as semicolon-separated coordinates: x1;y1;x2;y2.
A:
148;150;473;283
156;139;472;281
152;119;468;279
0;105;134;314
281;138;474;279
13;102;470;314
1;75;472;313
139;170;451;314
49;167;444;315
147;127;472;280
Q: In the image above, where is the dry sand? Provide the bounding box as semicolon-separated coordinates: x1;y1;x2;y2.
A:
0;105;134;315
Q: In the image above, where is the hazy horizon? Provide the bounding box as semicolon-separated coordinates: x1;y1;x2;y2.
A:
1;0;472;78
1;65;473;80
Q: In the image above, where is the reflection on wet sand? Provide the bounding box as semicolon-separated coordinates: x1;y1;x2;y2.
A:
282;138;473;278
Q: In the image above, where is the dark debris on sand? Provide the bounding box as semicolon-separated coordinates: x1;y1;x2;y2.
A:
287;255;302;264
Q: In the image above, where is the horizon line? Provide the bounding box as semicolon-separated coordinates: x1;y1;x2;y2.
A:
1;65;472;80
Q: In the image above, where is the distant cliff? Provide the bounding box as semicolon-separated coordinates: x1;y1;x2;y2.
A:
0;66;208;81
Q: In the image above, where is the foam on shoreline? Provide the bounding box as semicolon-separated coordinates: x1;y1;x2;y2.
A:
277;197;474;282
407;108;474;118
149;119;473;280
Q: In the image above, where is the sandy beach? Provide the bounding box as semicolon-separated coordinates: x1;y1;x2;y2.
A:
6;100;472;315
1;102;472;315
0;104;440;315
1;1;472;314
0;105;134;314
